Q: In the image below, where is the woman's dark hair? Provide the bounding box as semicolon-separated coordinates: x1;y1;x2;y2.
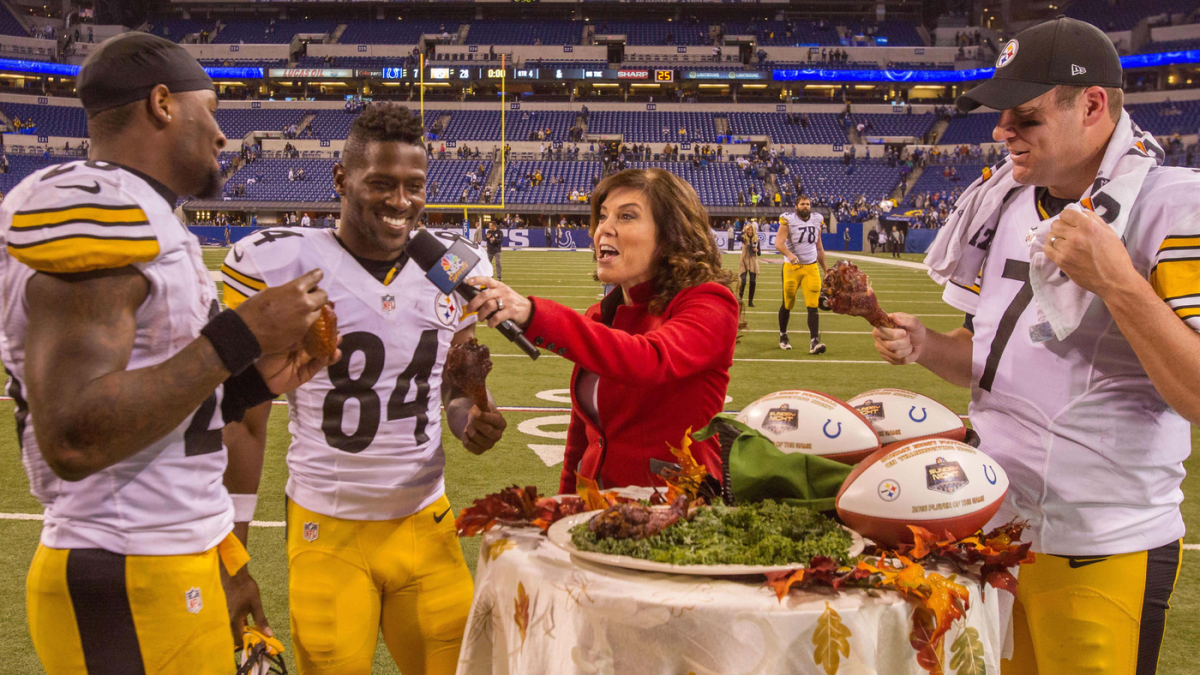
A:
590;168;735;314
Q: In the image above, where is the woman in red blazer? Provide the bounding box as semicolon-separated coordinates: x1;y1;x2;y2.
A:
465;168;740;493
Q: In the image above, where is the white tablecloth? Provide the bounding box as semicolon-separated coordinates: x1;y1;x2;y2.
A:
456;527;1004;675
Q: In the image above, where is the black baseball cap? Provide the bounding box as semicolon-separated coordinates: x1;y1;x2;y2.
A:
956;17;1122;112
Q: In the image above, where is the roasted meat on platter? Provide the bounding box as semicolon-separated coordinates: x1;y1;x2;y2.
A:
822;260;895;328
303;304;339;360
446;338;494;411
587;495;691;541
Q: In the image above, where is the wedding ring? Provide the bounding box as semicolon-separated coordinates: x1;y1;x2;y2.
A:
497;299;505;311
1050;235;1060;247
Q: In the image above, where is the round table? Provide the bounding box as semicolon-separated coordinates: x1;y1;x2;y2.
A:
456;527;1005;675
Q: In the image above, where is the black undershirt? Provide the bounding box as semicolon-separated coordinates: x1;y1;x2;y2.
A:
332;233;407;283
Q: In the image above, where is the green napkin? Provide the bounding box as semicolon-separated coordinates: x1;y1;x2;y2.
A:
693;416;855;512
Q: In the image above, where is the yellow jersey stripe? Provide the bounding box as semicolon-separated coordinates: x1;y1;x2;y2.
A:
383;266;398;286
221;264;267;291
7;236;159;274
1158;236;1200;251
12;205;148;231
1150;257;1200;302
951;280;982;295
1176;307;1200;319
222;284;249;310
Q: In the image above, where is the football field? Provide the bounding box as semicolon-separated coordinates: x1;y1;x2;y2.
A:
0;247;1196;673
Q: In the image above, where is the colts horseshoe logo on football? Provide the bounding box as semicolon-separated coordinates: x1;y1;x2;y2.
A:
823;420;842;438
984;465;998;485
909;407;927;423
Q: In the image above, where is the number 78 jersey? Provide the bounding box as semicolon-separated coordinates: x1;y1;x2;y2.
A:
222;228;492;521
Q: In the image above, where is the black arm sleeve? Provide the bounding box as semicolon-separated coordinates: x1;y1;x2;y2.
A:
220;365;275;424
963;313;975;333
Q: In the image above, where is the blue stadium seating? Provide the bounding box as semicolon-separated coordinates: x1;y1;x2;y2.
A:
726;113;847;144
502;161;601;204
199;59;285;68
215;21;336;44
1066;0;1198;32
426;160;494;204
723;21;840;46
143;18;214;42
844;21;925;47
296;56;413;69
906;162;985;203
443;110;578;142
939;113;999;145
594;22;709;46
1129;99;1200;136
340;20;447;45
2;103;88;137
520;61;608;72
0;155;63;194
216;109;309;139
587;111;718;143
778;158;902;203
466;21;581;46
0;4;27;37
222;159;337;201
305;108;443;140
855;113;937;138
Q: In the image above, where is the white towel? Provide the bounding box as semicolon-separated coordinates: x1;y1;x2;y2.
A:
924;110;1163;341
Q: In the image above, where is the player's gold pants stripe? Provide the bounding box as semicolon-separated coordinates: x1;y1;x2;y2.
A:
1004;540;1180;675
27;543;235;674
223;284;249;309
222;264;267;291
12;205;148;230
8;236;160;274
287;496;473;675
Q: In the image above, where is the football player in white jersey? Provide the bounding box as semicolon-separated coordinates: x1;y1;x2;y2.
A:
6;34;335;674
222;104;507;675
775;196;828;353
874;19;1197;675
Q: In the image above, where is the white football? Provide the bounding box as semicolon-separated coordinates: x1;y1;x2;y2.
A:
736;390;880;464
836;438;1008;547
847;389;966;450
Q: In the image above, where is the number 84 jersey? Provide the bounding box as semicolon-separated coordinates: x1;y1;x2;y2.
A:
222;228;492;521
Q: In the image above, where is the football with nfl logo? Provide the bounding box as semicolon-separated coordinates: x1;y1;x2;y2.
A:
835;438;1009;547
847;389;967;450
735;390;880;464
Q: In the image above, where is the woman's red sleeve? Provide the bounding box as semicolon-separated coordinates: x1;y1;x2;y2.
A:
525;285;738;386
559;406;589;494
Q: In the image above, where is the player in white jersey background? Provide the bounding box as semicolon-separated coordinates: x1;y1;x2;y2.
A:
874;18;1197;675
222;104;507;675
3;34;336;674
775;195;828;353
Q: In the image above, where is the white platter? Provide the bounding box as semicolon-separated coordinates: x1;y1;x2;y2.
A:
546;510;865;577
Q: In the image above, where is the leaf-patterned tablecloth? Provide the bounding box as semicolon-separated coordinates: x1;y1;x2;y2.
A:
456;528;1005;675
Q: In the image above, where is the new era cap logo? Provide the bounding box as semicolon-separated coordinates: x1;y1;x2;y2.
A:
1071;64;1087;76
996;40;1019;68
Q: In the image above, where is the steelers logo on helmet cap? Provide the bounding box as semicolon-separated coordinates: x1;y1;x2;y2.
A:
996;40;1019;68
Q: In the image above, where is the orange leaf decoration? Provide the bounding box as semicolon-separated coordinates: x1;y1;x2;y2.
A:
764;568;808;601
514;582;530;648
663;427;710;500
456;485;587;536
910;607;945;675
576;474;617;511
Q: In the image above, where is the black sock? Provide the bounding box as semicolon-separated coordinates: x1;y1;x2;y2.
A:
778;306;790;334
739;272;747;300
748;274;756;303
808;307;820;341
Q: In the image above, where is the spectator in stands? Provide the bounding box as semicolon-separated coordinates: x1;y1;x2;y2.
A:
288;168;295;182
892;227;904;258
301;213;311;228
0;155;8;174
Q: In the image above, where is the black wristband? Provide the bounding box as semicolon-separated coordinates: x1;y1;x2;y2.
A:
200;309;262;376
221;364;275;424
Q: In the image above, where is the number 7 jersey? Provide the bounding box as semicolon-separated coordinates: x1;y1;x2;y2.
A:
222;228;492;521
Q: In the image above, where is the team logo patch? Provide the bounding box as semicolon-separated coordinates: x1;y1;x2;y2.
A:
855;399;885;422
381;294;396;313
878;480;901;502
762;404;799;435
440;253;468;284
303;521;319;542
996;40;1019;68
926;457;969;494
185;587;203;614
435;292;457;326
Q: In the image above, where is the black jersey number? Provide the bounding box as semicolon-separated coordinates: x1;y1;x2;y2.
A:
322;330;439;453
804;226;817;244
978;260;1032;392
184;392;223;456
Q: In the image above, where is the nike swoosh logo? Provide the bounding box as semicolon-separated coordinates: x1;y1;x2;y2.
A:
56;181;100;194
433;507;452;524
233;248;244;263
1067;556;1110;568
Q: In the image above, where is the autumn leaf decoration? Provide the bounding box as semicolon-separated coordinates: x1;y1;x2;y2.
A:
949;626;986;675
485;537;516;562
663;427;710;501
455;485;588;537
576;473;619;511
813;602;852;675
514;582;530;648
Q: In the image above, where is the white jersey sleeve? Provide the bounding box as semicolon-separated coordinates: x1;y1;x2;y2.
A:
0;161;233;556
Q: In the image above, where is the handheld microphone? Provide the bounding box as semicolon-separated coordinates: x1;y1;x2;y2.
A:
406;230;540;360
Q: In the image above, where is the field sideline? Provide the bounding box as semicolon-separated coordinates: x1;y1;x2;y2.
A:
0;248;1195;673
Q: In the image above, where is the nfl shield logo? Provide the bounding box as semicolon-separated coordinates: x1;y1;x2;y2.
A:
303;521;319;542
381;294;396;313
185;587;203;614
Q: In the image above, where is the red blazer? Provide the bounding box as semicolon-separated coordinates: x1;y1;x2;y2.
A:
525;281;739;494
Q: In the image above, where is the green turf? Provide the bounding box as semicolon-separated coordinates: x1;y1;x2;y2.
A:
0;248;1194;673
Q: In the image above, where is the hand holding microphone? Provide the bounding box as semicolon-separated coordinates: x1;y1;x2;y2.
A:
406;230;540;360
462;277;532;329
